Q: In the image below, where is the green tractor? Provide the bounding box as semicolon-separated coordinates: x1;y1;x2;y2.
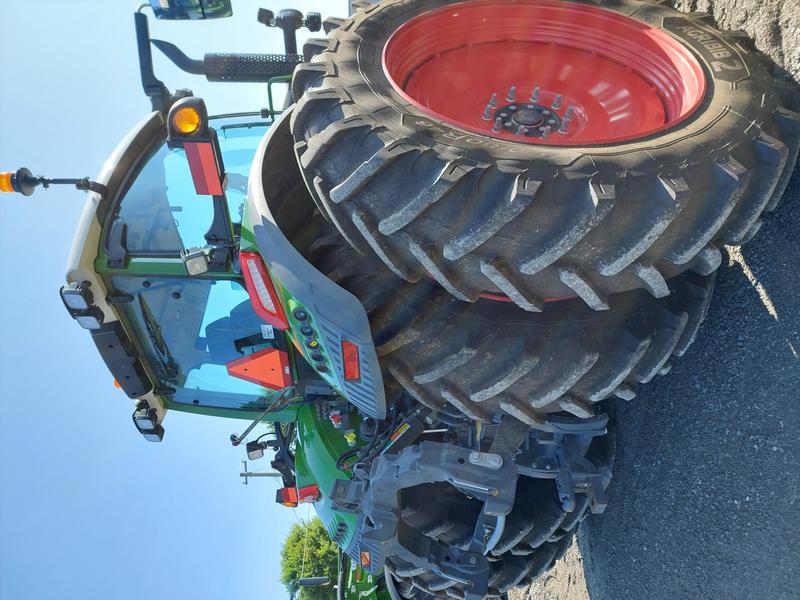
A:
3;1;796;599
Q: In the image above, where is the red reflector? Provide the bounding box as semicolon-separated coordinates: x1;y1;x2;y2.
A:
298;484;320;504
240;251;289;330
184;141;223;196
342;340;360;382
226;348;292;390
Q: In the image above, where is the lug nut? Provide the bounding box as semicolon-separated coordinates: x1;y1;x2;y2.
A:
492;117;504;132
559;105;575;134
530;86;540;102
482;93;500;121
552;94;562;110
540;125;552;138
506;85;517;102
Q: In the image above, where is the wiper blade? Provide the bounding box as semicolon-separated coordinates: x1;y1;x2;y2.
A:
137;294;180;380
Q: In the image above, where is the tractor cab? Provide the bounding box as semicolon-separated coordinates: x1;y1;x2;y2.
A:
0;1;387;559
2;0;384;442
94;101;307;412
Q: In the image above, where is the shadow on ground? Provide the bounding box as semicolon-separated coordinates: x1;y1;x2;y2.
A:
579;167;800;600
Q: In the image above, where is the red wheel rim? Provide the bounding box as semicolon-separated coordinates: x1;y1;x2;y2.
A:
382;0;706;145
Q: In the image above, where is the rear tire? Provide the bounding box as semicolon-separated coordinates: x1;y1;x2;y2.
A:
310;232;715;424
291;0;799;310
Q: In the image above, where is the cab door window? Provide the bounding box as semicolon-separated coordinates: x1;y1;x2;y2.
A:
113;144;217;254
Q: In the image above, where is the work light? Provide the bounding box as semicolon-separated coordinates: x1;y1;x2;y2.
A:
60;281;94;311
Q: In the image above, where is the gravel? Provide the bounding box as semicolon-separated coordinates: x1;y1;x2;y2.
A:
671;0;800;81
508;541;589;600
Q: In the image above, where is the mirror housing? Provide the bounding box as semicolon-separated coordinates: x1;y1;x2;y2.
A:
149;0;232;20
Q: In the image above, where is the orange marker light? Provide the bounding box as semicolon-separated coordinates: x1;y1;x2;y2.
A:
172;106;202;135
0;172;13;193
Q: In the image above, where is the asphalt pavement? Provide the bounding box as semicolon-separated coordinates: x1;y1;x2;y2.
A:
579;165;800;599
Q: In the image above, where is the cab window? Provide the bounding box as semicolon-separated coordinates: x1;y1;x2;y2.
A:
108;116;268;256
111;275;288;411
114;144;215;254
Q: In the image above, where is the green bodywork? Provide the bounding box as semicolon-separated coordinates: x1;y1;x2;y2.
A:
85;107;366;567
345;563;392;600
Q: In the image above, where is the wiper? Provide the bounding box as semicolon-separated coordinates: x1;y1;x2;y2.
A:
137;294;179;381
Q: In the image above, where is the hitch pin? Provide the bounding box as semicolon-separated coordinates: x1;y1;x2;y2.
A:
449;478;500;496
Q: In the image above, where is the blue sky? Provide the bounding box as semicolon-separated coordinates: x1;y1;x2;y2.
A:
0;1;342;598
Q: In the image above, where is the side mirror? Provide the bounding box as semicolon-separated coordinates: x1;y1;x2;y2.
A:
298;577;330;587
149;0;232;20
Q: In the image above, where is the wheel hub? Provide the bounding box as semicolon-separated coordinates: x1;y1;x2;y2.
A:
483;87;573;138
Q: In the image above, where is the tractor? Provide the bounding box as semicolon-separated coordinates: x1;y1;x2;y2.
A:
2;1;796;599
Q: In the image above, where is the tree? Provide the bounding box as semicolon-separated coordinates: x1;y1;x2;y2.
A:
280;516;339;600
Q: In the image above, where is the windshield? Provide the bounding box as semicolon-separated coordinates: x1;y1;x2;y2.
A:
111;275;288;410
109;116;269;255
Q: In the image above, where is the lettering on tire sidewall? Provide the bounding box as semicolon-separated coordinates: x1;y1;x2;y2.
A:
401;114;532;154
663;17;749;83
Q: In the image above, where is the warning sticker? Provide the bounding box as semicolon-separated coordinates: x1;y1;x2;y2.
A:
261;324;275;340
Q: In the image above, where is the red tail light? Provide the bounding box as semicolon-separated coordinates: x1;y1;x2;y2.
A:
240;251;289;330
297;485;320;503
276;485;319;508
341;340;360;381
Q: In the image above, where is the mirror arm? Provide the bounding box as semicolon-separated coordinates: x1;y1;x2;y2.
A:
134;12;171;113
151;39;205;75
230;387;294;446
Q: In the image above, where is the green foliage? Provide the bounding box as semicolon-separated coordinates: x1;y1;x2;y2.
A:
280;517;339;600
